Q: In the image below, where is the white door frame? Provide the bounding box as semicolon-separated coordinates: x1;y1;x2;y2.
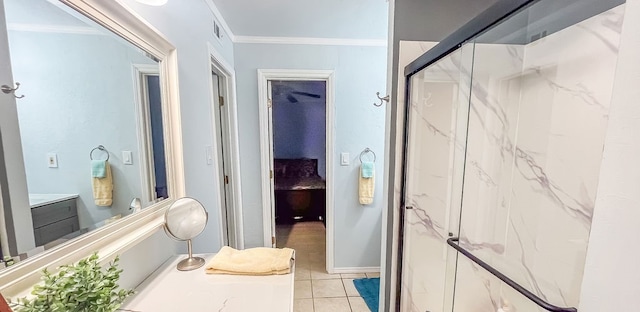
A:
257;69;336;273
132;63;161;207
207;43;244;249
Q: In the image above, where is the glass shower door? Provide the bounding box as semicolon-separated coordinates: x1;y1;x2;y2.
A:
399;0;627;311
399;43;474;312
450;2;627;311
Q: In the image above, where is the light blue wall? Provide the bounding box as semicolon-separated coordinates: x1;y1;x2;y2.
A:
7;30;155;228
235;43;387;268
121;0;235;254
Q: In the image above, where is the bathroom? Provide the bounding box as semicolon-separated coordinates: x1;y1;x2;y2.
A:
0;0;639;311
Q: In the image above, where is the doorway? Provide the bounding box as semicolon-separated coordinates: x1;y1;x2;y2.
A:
258;69;335;273
208;48;244;250
270;80;327;256
211;70;234;247
133;65;167;206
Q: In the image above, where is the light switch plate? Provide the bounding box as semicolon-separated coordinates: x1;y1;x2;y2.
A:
47;153;58;168
122;151;133;165
205;146;213;165
340;152;350;166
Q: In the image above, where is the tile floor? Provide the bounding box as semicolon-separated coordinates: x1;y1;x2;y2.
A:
276;221;379;312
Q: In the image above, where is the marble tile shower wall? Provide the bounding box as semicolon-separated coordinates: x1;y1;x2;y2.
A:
454;4;626;311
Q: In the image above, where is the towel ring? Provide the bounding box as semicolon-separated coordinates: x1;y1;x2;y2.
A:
359;148;376;163
90;145;110;161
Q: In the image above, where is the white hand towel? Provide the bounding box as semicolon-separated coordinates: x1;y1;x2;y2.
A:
205;246;295;275
359;164;374;205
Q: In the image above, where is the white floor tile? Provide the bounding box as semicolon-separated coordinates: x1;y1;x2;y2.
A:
311;269;341;280
295;267;312;280
295;280;313;299
313;298;351;312
340;273;366;279
294;299;315;312
342;278;360;297
348;296;371;312
312;279;347;298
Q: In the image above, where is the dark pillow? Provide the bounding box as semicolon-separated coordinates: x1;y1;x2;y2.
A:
274;158;318;178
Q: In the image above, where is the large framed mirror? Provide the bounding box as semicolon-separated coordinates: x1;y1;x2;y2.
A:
0;0;184;293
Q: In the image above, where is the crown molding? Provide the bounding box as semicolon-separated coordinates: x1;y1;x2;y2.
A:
202;0;236;41
234;35;387;46
7;23;102;35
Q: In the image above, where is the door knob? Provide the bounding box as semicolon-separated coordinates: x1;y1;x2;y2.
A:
1;82;25;99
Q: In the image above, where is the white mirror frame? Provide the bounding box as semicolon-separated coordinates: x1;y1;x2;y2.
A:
0;0;184;297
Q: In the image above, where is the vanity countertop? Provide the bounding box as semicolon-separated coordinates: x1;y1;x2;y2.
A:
29;194;79;209
122;254;295;312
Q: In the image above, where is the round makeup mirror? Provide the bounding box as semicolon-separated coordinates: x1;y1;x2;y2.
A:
164;197;208;271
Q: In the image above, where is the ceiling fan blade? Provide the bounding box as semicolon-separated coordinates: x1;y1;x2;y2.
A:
291;91;321;98
286;94;298;103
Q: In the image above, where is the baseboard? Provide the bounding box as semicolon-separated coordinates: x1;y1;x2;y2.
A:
332;267;380;274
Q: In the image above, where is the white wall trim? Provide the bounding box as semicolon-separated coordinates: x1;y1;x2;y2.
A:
131;63;160;207
0;0;185;297
257;69;336;273
380;1;396;311
236;35;387;47
207;42;245;250
202;0;236;42
257;71;272;248
332;267;381;274
7;23;102;35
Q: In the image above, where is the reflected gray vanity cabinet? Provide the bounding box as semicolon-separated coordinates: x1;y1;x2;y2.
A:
31;199;80;246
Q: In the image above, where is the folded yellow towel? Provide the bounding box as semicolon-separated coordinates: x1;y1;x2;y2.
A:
205;246;295;275
359;165;375;205
92;161;113;207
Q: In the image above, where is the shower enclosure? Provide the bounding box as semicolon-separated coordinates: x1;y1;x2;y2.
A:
398;0;628;311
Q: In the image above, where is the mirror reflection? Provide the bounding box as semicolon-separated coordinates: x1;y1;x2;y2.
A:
0;0;168;268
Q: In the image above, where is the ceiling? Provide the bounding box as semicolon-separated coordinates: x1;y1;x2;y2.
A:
210;0;389;40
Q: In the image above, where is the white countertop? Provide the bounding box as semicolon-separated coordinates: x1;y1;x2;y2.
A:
29;194;78;209
122;254;295;312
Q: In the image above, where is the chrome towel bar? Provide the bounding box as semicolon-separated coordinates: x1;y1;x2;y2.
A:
447;237;577;312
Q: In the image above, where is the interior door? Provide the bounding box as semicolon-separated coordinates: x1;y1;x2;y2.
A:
211;72;232;246
0;0;34;256
399;43;474;312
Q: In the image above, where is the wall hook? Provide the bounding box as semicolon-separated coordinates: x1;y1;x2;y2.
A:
1;82;25;99
373;92;389;107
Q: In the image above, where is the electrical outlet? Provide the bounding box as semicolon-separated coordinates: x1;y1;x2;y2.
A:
47;153;58;168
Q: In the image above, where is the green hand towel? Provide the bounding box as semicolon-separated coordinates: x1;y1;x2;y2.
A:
361;161;374;178
92;160;107;178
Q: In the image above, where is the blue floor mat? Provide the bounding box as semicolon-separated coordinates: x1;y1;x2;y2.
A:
353;277;380;312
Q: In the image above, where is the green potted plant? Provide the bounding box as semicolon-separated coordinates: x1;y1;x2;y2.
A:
15;253;134;312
